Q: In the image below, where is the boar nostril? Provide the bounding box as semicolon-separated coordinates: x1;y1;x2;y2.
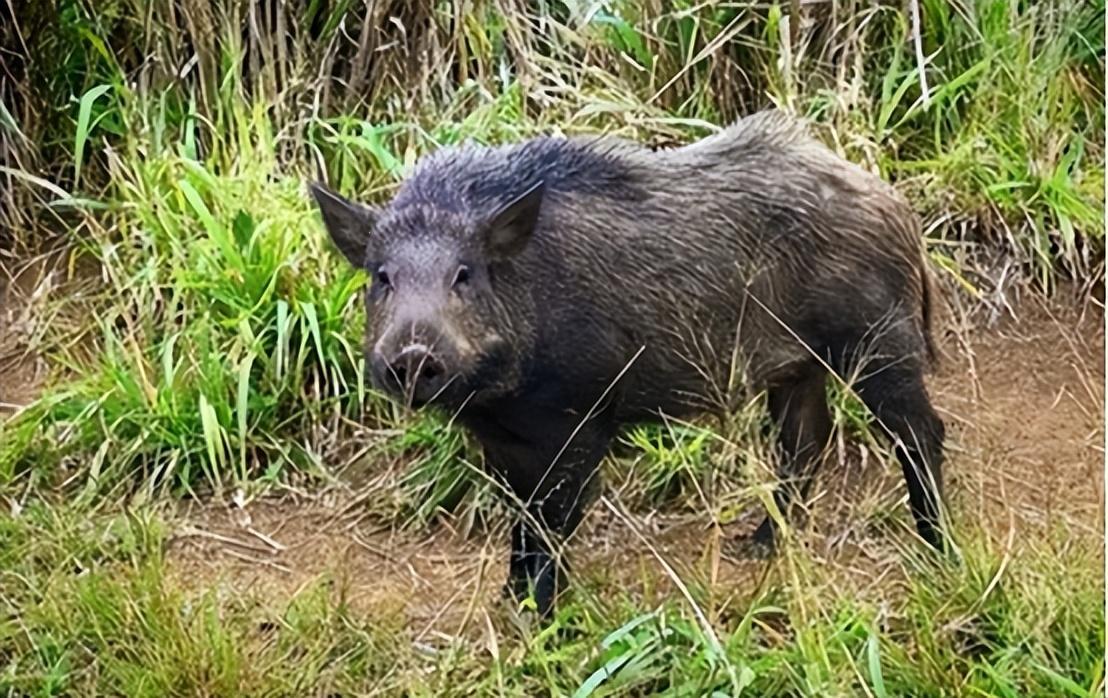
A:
391;364;408;387
419;362;441;382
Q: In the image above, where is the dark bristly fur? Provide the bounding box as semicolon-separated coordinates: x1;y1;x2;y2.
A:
311;109;947;618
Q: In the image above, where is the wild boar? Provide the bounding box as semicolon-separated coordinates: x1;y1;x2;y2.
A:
310;109;946;617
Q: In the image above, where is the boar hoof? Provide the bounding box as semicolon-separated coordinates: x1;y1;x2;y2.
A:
734;538;777;560
503;558;559;618
732;521;778;560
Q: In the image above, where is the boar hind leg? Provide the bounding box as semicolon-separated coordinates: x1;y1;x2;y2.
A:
855;363;946;551
751;364;833;551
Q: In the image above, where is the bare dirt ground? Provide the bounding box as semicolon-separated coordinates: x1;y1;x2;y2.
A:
162;295;1105;635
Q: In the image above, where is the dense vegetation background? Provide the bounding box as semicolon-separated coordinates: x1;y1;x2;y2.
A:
0;1;1104;695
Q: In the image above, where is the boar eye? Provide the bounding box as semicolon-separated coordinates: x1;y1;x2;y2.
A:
452;265;471;289
375;267;391;288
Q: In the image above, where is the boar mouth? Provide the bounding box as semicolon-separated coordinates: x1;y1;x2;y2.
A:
404;373;463;409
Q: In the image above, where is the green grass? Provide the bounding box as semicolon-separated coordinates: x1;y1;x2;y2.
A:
0;0;1103;695
1;501;1101;695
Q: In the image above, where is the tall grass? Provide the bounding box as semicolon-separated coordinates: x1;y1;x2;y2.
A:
4;2;1102;270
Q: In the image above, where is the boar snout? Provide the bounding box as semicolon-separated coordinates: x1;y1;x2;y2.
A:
373;343;448;406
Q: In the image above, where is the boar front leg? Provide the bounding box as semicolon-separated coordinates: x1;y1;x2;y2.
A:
485;420;611;617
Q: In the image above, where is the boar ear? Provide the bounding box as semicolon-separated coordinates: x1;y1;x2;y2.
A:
483;181;544;259
309;181;378;266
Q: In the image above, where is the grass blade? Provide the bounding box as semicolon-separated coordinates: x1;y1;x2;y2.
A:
866;630;888;698
74;84;113;188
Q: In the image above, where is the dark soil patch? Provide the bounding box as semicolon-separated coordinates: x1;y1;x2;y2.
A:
0;259;48;414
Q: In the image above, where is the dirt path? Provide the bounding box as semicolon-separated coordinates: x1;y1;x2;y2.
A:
0;253;63;414
931;299;1104;542
164;297;1105;633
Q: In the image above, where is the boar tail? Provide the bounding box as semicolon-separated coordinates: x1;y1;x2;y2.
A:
920;257;941;369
